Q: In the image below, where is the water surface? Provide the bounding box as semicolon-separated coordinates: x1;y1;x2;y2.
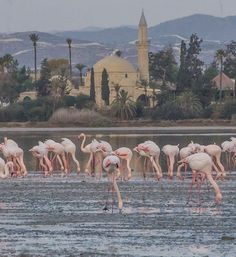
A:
0;128;235;256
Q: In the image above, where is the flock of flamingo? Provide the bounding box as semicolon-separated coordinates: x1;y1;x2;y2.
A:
0;133;235;212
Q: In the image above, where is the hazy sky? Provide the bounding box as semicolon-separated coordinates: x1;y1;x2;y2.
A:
0;0;235;33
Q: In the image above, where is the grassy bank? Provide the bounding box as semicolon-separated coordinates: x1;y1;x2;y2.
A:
0;119;232;128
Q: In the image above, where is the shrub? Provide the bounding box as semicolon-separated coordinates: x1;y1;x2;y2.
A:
49;108;112;126
220;100;236;119
63;95;77;107
135;101;145;118
26;106;47;121
152;101;184;120
75;94;94;110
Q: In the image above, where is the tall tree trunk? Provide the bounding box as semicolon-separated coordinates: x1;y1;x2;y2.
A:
34;45;37;82
69;47;72;78
80;71;83;86
219;58;223;103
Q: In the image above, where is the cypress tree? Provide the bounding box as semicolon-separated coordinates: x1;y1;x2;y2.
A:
36;58;52;97
90;67;96;102
101;68;110;105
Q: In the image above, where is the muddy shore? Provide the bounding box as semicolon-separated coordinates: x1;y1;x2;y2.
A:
0;174;235;257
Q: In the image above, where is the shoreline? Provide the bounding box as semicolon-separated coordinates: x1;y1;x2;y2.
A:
0;124;235;134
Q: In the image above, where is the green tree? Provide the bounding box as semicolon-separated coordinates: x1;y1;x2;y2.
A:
0;54;18;74
101;68;110;106
215;49;226;102
66;38;72;78
51;69;71;99
177;34;204;93
149;81;160;108
111;89;136;120
90;67;96;102
149;46;178;84
177;40;188;92
0;73;19;104
36;59;51;97
15;65;33;92
75;63;86;87
139;79;149;106
29;33;40;82
224;41;236;97
201;62;218;106
47;59;69;76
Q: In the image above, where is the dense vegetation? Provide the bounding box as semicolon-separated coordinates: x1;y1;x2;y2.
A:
1;33;236;124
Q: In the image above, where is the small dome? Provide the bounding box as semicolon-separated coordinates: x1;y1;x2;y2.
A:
94;55;136;74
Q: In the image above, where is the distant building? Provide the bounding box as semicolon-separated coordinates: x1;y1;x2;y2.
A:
212;73;235;92
80;10;151;107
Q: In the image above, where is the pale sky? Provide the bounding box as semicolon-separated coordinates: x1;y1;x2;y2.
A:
0;0;235;33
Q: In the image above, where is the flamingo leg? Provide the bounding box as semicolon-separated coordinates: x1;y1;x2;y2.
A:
61;153;68;175
126;158;132;181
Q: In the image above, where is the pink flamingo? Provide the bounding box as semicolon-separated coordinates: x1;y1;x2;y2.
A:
134;141;162;180
0;157;14;179
0;139;27;177
162;144;179;179
113;147;133;180
61;138;80;175
178;153;222;204
44;139;68;176
204;144;225;179
79;133;98;175
29;142;52;176
102;155;123;212
177;146;193;179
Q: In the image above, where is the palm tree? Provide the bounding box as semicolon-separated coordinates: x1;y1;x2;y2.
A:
66;38;72;78
176;92;203;117
113;83;121;98
29;33;40;82
0;54;14;73
216;49;226;103
75;63;86;87
111;89;136;120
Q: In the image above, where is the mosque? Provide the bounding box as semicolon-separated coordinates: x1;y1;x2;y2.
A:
79;10;151;107
19;11;151;106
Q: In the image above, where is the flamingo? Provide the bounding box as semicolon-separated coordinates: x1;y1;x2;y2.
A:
0;157;13;179
178;153;222;204
79;133;100;176
0;141;27;177
134;141;162;180
221;140;235;170
162;144;179;179
113;147;133;180
102;155;123;212
44;139;68;175
204;144;225;179
61;138;80;175
29;142;52;176
177;146;194;179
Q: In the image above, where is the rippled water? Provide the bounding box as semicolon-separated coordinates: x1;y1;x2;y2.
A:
0;128;235;256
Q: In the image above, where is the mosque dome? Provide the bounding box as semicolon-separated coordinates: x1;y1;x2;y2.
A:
93;55;136;74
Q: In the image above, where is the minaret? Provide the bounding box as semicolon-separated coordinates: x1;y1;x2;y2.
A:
136;10;150;82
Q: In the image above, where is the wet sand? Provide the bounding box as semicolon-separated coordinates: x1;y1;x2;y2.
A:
0;173;235;257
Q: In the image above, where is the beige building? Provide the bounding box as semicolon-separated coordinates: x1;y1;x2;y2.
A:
20;11;152;107
80;10;151;107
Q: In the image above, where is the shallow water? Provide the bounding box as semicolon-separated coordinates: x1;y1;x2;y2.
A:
0;129;235;256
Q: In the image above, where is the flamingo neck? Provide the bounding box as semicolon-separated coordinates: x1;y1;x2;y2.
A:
206;172;222;199
80;135;87;152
